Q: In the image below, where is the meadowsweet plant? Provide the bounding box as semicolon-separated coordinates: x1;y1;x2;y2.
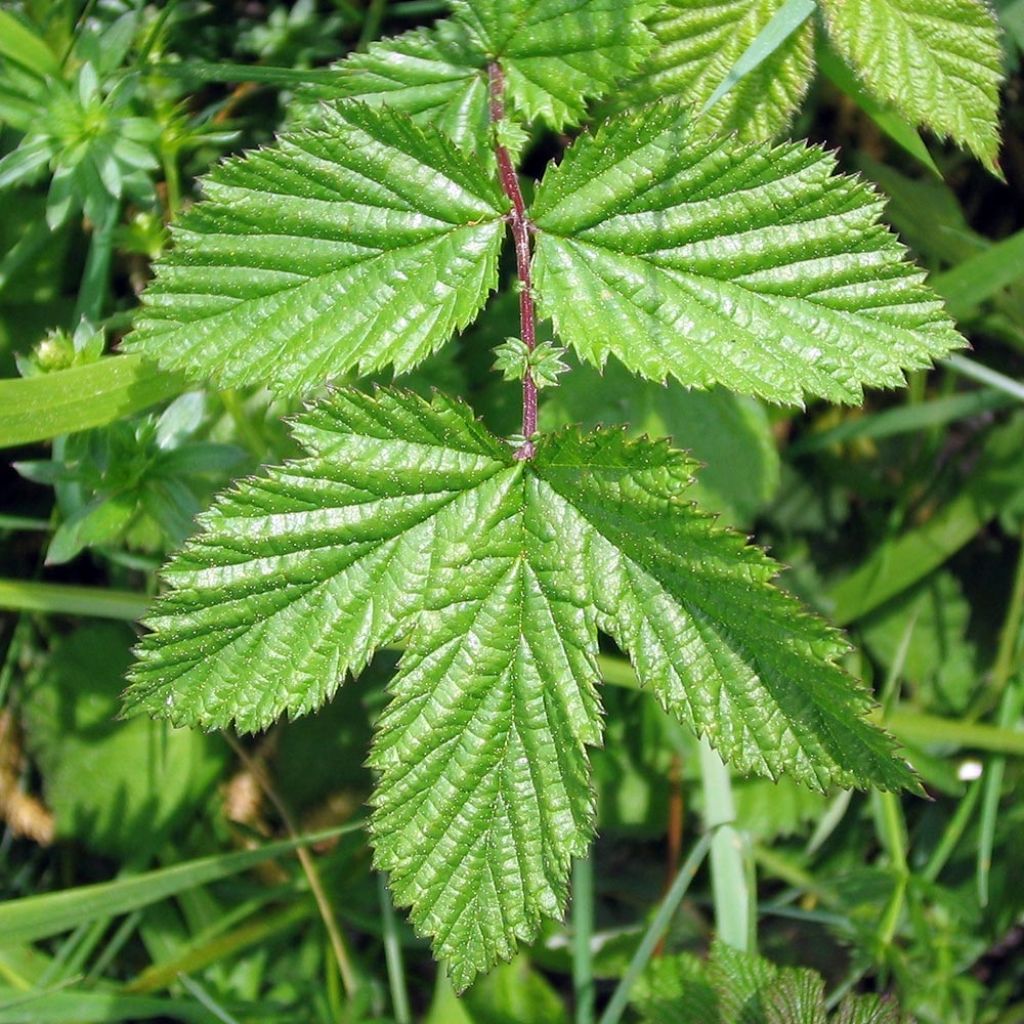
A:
120;0;1002;991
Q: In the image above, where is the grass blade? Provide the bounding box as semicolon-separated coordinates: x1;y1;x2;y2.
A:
0;580;148;621
700;0;815;117
0;825;361;945
931;228;1024;319
0;356;183;449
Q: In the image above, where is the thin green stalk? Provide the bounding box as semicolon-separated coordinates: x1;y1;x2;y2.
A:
944;354;1024;403
0;516;52;532
177;973;243;1024
597;833;712;1024
162;148;182;221
391;0;446;13
0;579;149;621
922;781;982;883
219;390;267;458
978;528;1024;905
74;199;119;324
572;856;595;1024
357;0;388;50
378;874;411;1024
872;791;908;947
85;910;143;983
699;738;754;952
990;528;1024;701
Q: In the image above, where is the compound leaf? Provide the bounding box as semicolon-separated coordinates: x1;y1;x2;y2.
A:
820;0;1004;173
127;388;914;988
126;103;507;395
453;0;658;128
531;104;965;405
614;0;815;140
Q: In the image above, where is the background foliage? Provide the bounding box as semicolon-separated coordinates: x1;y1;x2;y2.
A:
0;1;1023;1022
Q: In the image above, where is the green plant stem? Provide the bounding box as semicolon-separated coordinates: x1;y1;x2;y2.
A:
977;528;1024;904
922;781;982;882
74;199;119;324
698;738;754;952
219;390;266;458
943;354;1024;403
378;874;411;1024
597;833;712;1024
990;528;1024;701
0;579;149;620
162;148;182;221
572;857;595;1024
357;0;388;50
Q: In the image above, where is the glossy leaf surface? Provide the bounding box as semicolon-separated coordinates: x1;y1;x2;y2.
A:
127;389;914;987
531;104;965;404
127;103;507;394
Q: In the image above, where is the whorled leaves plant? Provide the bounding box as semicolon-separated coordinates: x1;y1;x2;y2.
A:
121;0;1002;991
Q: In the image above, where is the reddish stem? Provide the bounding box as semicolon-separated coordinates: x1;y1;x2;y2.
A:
488;62;537;461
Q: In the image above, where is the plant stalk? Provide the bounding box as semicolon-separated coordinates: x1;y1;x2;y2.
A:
698;738;754;953
572;857;595;1024
487;61;538;459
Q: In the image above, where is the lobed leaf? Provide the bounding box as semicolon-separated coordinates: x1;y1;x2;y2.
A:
127;388;915;988
613;0;815;140
125;103;507;395
819;0;1004;173
530;104;966;405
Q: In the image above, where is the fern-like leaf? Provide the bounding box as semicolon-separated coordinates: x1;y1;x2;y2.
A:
125;103;507;394
127;388;915;989
613;0;815;140
820;0;1004;173
530;104;965;405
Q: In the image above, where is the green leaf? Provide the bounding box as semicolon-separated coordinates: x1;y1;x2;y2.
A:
0;10;61;79
819;0;1004;173
0;355;183;449
632;943;910;1024
126;103;507;395
453;0;658;128
633;952;719;1024
21;625;226;858
614;0;815;140
530;104;966;405
126;389;914;988
296;25;490;152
